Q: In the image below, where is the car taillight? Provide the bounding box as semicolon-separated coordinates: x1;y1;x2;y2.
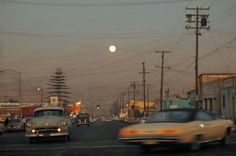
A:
159;129;182;134
119;129;143;135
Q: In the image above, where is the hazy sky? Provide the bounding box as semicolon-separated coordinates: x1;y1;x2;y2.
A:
0;0;236;106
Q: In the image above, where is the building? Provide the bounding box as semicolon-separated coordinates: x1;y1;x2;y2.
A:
194;73;236;122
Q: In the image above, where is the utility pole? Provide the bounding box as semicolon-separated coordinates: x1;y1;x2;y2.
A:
130;81;137;111
127;88;130;119
122;92;125;113
185;6;210;108
139;62;149;116
147;87;150;116
156;51;171;111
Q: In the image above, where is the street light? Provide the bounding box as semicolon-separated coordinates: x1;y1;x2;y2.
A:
37;87;44;106
0;69;21;104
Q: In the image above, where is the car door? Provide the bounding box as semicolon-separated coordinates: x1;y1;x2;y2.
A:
194;110;216;141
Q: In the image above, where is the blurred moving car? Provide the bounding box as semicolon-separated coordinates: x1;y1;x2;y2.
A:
25;106;72;143
7;119;25;132
119;108;234;151
75;113;91;127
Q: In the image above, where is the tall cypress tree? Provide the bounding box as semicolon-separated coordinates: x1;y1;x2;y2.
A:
47;68;71;105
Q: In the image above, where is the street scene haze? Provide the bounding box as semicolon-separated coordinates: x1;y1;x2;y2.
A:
0;0;236;156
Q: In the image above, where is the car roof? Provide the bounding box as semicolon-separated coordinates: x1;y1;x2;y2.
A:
34;106;65;112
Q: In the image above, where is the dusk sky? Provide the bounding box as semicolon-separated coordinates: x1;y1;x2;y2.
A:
0;0;236;108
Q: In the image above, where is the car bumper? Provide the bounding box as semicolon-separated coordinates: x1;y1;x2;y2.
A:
26;127;69;137
119;136;182;145
26;132;69;137
75;122;90;125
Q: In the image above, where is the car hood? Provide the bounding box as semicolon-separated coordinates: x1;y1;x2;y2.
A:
121;122;191;131
31;116;64;128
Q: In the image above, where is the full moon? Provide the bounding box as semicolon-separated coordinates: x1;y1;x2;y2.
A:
109;45;116;53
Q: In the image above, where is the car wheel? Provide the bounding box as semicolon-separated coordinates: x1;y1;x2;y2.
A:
29;138;35;144
220;130;230;146
64;135;68;143
140;145;152;153
67;135;70;141
189;135;202;151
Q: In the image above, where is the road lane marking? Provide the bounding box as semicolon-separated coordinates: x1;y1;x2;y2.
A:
0;144;137;151
1;141;236;151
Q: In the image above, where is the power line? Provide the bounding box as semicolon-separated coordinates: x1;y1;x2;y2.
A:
199;37;236;60
0;0;197;7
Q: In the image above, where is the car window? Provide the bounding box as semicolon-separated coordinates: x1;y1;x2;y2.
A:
195;111;214;121
210;112;224;120
146;111;192;123
77;114;89;118
34;109;64;117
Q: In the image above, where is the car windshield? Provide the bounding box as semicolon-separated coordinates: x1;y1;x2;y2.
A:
77;114;89;118
9;119;22;124
146;111;192;123
34;109;64;117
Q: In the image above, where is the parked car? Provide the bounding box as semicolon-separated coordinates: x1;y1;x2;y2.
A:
7;118;25;132
119;108;234;151
25;106;72;143
75;113;91;127
0;123;6;135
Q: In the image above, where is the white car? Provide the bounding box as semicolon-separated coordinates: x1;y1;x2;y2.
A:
25;106;72;143
119;108;234;151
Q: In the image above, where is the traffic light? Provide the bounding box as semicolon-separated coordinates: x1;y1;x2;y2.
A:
96;105;100;110
201;16;207;27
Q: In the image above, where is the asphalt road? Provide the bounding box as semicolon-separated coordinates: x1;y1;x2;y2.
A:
0;120;236;156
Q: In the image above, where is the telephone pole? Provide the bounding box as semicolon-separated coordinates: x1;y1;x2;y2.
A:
130;81;137;110
185;6;210;108
139;62;149;116
156;50;171;111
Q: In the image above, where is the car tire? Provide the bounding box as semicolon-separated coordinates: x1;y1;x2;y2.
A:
220;130;230;146
29;138;35;144
189;135;202;151
140;145;152;153
64;135;68;143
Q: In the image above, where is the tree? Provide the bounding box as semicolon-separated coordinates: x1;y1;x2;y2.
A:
47;68;71;105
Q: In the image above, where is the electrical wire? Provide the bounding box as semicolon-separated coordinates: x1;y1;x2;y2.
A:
0;0;197;7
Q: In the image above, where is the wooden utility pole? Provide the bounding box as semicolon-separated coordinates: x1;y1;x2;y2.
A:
130;81;137;110
185;6;210;108
156;50;171;111
139;62;149;116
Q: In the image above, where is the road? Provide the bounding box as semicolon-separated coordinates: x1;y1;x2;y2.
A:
0;120;236;156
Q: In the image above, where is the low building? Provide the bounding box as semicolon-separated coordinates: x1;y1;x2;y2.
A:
196;73;236;122
164;99;193;109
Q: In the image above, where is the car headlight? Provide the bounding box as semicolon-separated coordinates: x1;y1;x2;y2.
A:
58;120;67;126
26;122;32;128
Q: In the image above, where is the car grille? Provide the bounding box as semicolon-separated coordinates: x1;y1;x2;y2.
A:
35;127;59;134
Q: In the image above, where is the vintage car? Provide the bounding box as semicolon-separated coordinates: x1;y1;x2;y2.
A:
7;118;25;132
119;108;234;151
0;123;6;135
75;113;91;127
25;106;72;143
